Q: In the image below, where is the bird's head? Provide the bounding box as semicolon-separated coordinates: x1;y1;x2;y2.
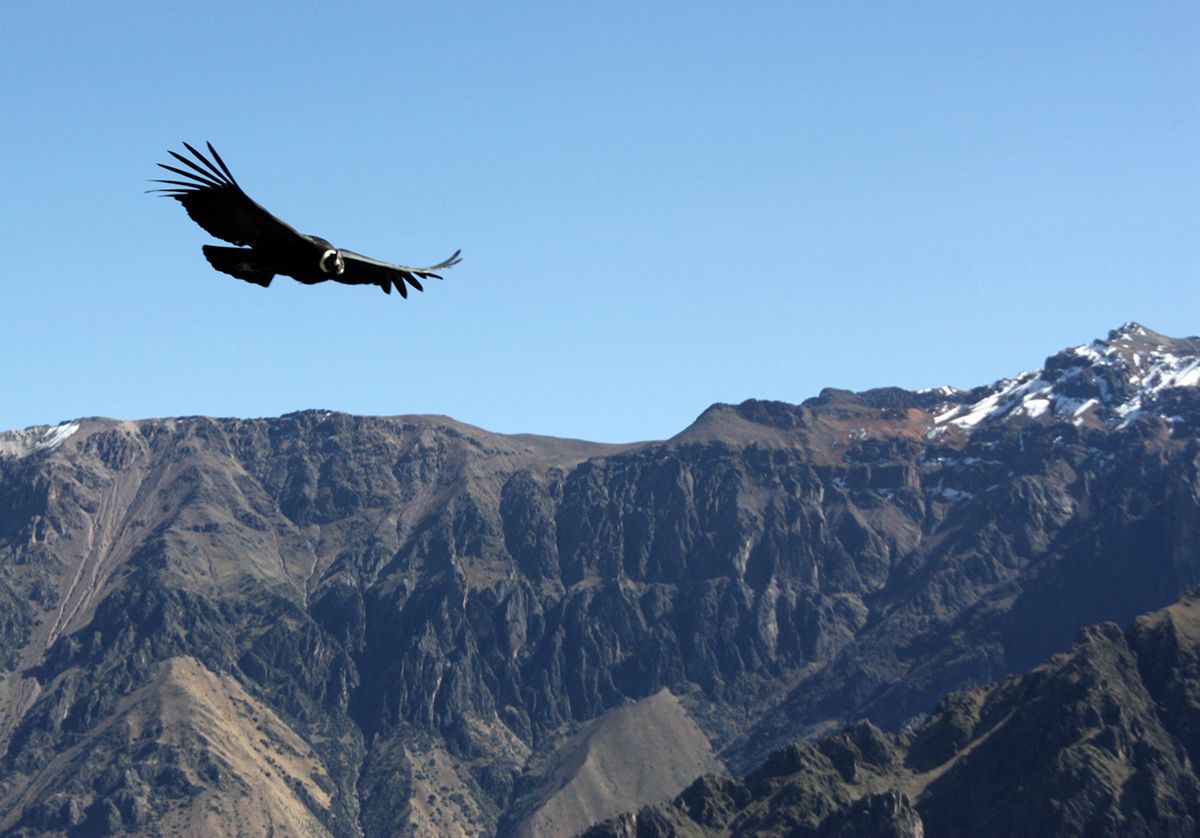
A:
319;248;345;276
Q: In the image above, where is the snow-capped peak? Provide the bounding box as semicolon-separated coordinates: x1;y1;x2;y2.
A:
933;324;1200;431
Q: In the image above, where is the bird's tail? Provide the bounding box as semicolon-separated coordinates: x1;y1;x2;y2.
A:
202;246;274;287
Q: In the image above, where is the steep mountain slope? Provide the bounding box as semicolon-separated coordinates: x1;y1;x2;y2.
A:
585;589;1200;837
0;323;1197;835
504;689;722;837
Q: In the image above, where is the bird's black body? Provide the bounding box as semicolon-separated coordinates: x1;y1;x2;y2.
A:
151;142;461;297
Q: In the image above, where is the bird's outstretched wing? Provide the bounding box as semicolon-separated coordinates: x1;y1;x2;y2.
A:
339;249;463;297
149;142;303;249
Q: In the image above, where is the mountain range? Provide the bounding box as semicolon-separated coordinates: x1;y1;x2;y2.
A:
0;322;1197;836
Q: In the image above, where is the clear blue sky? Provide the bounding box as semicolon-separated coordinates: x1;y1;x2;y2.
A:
2;3;1196;442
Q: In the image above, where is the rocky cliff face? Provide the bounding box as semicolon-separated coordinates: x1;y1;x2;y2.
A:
0;323;1197;835
586;589;1200;837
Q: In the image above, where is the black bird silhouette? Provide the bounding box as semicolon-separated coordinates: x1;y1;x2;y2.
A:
151;142;461;296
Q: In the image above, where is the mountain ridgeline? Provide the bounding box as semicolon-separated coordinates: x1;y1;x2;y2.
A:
0;323;1197;836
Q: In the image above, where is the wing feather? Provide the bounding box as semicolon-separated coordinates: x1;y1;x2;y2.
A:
339;249;461;297
149;178;206;190
152;143;304;249
157;162;223;188
167;151;227;186
182;142;233;183
204;142;240;184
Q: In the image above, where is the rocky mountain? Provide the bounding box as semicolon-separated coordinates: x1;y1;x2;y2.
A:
585;588;1200;837
0;322;1197;835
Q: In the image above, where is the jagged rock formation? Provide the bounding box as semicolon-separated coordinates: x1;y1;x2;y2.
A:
585;589;1200;837
0;323;1197;835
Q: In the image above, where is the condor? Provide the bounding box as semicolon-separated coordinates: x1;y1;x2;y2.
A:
151;142;460;297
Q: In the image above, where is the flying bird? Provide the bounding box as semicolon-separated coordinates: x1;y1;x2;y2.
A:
150;142;461;297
